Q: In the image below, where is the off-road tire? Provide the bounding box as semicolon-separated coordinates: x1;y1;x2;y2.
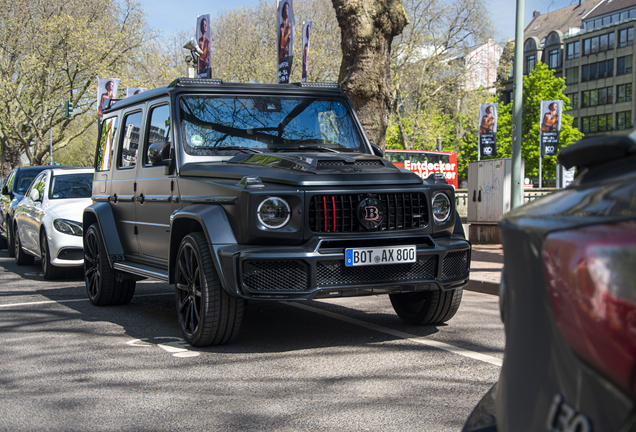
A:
390;287;463;325
84;223;135;306
175;232;244;347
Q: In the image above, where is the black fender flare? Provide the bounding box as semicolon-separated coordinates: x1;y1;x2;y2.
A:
169;205;237;291
83;202;125;267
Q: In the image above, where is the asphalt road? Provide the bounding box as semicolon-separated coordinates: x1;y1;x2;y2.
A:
0;249;504;432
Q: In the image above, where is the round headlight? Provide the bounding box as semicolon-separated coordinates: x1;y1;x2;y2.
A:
257;197;291;229
432;192;451;224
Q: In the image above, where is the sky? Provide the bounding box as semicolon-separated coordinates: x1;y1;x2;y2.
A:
138;0;582;41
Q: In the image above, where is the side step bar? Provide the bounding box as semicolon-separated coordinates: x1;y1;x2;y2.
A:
113;261;169;283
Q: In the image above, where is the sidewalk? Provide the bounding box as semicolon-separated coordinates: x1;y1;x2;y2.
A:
466;244;503;296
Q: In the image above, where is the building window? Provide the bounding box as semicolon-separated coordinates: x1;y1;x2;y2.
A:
581;114;613;133
582;60;614;82
566;67;579;84
617;83;633;103
567;92;579;109
582;87;612;107
618;28;634;48
616;111;633;130
548;49;560;69
617;55;633;75
572;118;578;130
526;55;536;74
583;33;615;55
566;41;580;59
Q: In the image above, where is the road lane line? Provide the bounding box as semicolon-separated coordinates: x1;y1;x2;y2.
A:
0;293;173;309
286;302;503;367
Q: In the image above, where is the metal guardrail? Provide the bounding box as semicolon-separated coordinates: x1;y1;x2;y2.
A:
455;188;556;219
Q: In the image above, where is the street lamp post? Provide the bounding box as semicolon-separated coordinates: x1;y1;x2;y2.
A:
511;0;525;209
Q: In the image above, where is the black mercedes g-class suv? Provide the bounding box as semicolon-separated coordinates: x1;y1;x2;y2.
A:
84;78;470;347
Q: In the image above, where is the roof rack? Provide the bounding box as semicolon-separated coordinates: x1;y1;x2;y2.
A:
294;82;339;89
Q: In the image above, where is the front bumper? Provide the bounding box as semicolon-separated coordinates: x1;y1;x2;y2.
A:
215;233;471;300
48;230;84;267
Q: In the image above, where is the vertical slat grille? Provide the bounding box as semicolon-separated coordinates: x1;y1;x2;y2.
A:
308;193;428;232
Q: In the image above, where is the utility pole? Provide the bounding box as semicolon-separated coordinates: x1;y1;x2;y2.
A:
511;0;525;209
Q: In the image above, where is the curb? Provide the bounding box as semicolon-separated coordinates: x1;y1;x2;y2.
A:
466;279;500;296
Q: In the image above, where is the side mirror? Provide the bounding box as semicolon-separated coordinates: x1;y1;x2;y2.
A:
1;185;9;196
370;143;385;158
29;189;40;202
147;141;171;166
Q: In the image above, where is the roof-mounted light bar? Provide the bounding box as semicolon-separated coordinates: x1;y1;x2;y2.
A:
295;82;340;89
168;78;224;87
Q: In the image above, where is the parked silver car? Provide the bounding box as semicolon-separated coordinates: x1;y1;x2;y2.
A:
13;168;94;279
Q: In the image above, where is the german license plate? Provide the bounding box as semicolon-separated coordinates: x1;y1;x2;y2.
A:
345;245;417;267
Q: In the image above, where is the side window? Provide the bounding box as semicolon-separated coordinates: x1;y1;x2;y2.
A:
96;117;118;172
6;170;16;192
119;111;143;168
145;105;171;165
27;173;46;200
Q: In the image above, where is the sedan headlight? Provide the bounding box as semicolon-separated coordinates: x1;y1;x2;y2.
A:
53;219;83;236
432;192;451;224
257;197;291;229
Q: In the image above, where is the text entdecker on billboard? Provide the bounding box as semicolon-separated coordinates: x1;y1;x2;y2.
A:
540;100;563;156
478;103;498;158
277;0;295;84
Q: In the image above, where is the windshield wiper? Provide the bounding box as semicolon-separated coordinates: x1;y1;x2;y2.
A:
271;145;354;153
213;146;265;154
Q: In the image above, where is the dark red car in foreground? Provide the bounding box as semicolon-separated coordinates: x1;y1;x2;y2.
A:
463;132;636;432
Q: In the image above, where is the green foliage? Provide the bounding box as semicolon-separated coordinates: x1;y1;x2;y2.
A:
461;62;584;185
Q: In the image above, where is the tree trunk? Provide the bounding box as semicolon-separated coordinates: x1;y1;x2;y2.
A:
331;0;408;149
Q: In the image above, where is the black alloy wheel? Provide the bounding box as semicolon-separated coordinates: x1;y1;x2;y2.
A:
175;232;243;347
40;230;59;280
14;223;34;266
84;223;135;306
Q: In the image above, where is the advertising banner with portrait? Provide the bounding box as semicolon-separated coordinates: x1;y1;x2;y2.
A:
276;0;295;84
126;87;147;97
301;20;312;83
540;100;563;156
478;103;498;158
97;78;119;121
196;14;211;79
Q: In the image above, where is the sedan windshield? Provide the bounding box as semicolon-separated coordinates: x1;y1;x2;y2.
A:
179;96;366;155
49;173;93;199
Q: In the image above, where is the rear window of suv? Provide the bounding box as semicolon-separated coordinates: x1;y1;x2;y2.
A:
179;95;365;155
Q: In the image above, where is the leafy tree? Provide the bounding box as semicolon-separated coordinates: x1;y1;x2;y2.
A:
0;0;155;172
388;0;496;152
461;62;584;186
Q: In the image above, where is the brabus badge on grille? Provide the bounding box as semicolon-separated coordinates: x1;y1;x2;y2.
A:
357;198;385;230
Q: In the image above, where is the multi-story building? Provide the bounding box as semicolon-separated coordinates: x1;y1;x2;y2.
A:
500;0;635;135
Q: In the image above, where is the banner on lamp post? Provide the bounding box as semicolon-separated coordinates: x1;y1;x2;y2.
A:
478;103;498;158
277;0;295;83
126;87;146;97
301;20;312;83
540;100;563;156
196;14;211;79
97;78;119;121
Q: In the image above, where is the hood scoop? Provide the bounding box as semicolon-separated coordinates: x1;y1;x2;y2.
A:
227;152;395;174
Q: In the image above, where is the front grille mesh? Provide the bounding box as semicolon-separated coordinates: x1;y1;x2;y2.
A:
441;250;470;281
309;193;428;233
316;256;438;287
242;260;310;292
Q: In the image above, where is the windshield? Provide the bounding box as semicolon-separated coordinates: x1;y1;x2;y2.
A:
179;96;366;155
49;173;93;199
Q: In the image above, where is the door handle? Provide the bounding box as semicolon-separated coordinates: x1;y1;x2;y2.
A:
136;194;145;204
472;190;476;202
478;190;482;202
110;194;117;203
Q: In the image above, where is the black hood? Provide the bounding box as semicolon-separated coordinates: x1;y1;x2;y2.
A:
180;152;424;186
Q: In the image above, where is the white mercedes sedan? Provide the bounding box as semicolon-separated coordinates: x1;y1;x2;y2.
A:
13;168;94;279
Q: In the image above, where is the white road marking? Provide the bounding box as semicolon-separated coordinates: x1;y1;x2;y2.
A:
127;337;200;358
0;293;173;308
286;302;503;367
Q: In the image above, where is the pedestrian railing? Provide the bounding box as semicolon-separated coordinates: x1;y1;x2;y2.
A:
455;188;556;219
